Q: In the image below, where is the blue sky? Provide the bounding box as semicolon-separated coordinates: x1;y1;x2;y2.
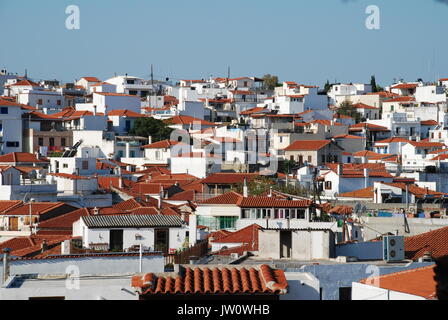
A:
1;0;447;87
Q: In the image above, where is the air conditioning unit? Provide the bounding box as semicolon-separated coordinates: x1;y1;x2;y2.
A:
383;235;405;262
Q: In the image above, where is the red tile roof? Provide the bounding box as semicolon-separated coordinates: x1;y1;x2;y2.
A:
142;139;183;149
201;173;258;185
0;200;23;213
212;224;260;248
349;123;390;132
132;264;288;295
352;103;379;110
165;115;215;126
168;190;195;201
405;226;448;261
3;202;74;216
240;107;268;115
81;77;101;82
37;208;91;231
0;98;25;107
384;96;416;103
407;141;445;149
339;187;374;199
107;109;145;117
375;137;410;144
391;83;419;90
284;140;331;151
421;120;439;126
360;265;436;300
10;79;40;87
199;191;243;205
239;197;313;208
0;152;48;163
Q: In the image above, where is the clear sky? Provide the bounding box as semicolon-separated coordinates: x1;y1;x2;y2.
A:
1;0;447;87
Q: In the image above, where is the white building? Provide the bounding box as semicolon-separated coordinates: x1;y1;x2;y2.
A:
73;214;188;253
0;99;23;154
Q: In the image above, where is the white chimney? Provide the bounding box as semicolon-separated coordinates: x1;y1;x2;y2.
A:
158;186;164;209
364;168;369;188
243;177;248;197
125;142;130;158
337;163;343;175
148;136;152;145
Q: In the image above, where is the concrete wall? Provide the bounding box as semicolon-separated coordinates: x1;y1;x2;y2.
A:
281;272;320;300
0;254;165;280
335;241;383;260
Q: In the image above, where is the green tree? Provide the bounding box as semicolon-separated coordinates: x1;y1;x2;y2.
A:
129;117;174;142
262;74;280;90
323;80;331;93
370;75;378;93
279;159;299;174
234;176;275;196
370;75;383;92
338;101;364;123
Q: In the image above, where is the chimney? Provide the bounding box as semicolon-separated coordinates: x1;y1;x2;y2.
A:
148;136;152;145
125;142;131;158
364;168;369;188
268;186;272;197
2;248;10;284
61;240;71;255
118;176;123;189
158;186;164;209
337;163;343;175
243;177;248;197
41;240;48;253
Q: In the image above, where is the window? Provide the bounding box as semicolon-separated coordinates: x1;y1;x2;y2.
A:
219;217;237;229
325;181;332;190
297;209;306;219
322;155;326;163
82;160;89;170
49;138;55;146
38;138;44;146
0;107;8;114
6;141;19;147
308;156;312;163
63;163;68;168
126;79;135;84
37;99;43;105
61;138;66;147
57;100;61;106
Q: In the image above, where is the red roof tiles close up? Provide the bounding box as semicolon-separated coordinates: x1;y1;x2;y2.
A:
132;264;288;295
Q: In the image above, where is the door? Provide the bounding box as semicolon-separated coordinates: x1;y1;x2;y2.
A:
109;229;123;251
9;217;19;231
154;229;169;254
280;231;292;258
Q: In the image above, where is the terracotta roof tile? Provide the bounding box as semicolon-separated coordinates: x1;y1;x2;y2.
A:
405;226;448;261
284;140;331;151
132;264;288;295
360;265;436;299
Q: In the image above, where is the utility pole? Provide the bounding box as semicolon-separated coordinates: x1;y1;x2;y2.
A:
150;64;154;93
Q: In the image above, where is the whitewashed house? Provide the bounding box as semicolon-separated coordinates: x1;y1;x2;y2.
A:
73;214;188;253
